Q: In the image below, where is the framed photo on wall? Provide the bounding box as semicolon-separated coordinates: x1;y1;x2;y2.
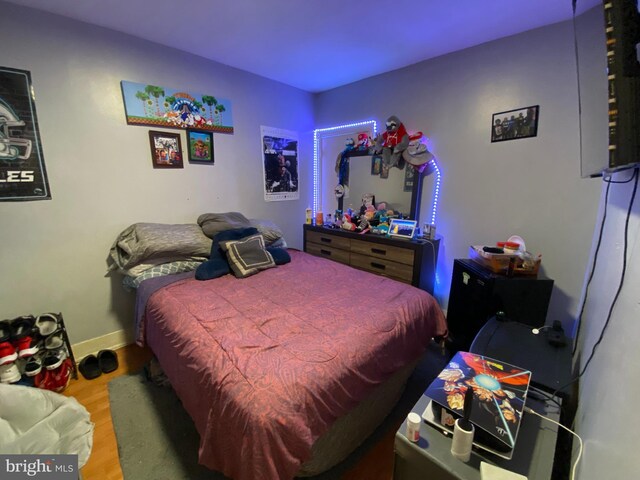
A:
491;105;539;143
149;130;183;168
371;154;382;175
187;130;214;164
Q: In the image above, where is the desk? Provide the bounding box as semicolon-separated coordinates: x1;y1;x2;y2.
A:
393;393;560;480
469;317;572;398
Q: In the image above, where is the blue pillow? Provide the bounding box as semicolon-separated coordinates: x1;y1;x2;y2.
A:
266;247;291;265
195;227;259;280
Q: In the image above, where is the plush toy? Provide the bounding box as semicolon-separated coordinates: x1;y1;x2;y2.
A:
364;204;376;221
374;115;410;169
341;214;356;231
345;137;355;151
356;132;371;151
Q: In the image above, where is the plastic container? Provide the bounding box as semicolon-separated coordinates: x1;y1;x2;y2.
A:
305;207;312;225
469;246;541;276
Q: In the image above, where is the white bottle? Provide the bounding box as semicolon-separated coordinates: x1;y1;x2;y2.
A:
305;206;312;225
406;412;421;443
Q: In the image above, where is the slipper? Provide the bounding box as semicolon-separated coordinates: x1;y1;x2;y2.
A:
35;313;60;337
44;332;65;350
78;354;102;380
98;349;119;373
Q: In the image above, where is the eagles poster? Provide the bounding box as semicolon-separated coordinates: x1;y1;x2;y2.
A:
261;126;299;202
0;67;51;201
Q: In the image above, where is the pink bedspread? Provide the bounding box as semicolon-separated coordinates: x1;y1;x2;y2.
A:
142;250;446;480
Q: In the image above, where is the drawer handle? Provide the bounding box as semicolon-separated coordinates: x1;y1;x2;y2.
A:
320;249;332;256
370;262;386;270
371;248;386;255
320;237;332;244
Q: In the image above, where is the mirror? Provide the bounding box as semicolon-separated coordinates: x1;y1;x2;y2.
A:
317;124;436;223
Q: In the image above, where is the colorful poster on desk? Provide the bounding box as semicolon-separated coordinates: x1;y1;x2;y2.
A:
424;351;531;455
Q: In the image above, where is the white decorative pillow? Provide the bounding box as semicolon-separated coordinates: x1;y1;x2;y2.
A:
219;234;276;278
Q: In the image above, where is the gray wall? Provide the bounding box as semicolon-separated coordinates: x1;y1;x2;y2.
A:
571;7;640;480
574;170;640;479
0;2;314;344
315;18;602;331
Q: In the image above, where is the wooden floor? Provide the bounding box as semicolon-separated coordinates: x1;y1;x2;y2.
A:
64;344;398;480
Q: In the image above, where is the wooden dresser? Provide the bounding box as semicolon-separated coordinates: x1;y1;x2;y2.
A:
303;224;439;295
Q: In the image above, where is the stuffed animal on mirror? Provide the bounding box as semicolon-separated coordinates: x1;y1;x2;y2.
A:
374;115;409;169
356;132;372;151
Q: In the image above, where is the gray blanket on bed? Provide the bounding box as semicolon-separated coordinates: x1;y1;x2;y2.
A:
108;223;212;275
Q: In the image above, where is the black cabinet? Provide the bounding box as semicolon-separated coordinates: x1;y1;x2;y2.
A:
446;259;554;352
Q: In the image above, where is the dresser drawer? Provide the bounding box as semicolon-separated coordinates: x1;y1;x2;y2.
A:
350;252;414;284
350;239;414;266
306;242;351;265
306;230;351;251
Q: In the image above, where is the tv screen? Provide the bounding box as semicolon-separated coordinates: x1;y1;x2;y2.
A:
577;0;640;178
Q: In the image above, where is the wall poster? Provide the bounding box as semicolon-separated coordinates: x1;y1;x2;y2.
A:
261;126;299;202
0;67;51;201
121;80;233;133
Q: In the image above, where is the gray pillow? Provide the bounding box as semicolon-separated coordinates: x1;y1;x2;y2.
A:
108;223;212;274
219;234;275;278
249;218;285;245
197;212;252;239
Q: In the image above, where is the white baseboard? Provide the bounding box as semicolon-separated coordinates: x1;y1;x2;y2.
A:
71;329;134;361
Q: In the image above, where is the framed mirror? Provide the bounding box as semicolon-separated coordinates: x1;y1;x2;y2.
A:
315;121;438;224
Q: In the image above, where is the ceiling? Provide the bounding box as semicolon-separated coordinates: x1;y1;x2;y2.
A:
5;0;600;93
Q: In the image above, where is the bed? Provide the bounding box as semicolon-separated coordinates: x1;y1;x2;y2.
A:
134;249;447;480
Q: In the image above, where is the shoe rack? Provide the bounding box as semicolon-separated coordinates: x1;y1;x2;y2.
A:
54;312;78;379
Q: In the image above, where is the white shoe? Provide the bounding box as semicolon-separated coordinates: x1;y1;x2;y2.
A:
0;362;21;383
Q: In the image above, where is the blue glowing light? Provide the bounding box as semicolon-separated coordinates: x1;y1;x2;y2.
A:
312;120;377;217
474;374;501;392
313;122;442;229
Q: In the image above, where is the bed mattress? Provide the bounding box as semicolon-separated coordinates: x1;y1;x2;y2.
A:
140;250;446;480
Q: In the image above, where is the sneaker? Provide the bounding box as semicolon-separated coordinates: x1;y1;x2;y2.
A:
0;321;17;365
24;354;44;377
10;316;37;358
0;362;21;383
35;313;60;337
14;337;41;359
37;358;72;393
44;348;68;371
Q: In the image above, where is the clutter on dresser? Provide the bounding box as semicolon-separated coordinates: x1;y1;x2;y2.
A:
0;313;77;392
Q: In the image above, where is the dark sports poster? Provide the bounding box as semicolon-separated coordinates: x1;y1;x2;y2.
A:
260;126;299;202
0;67;51;201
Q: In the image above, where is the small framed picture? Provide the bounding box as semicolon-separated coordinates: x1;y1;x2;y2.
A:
371;154;382;175
149;130;183;168
491;105;539;143
187;129;214;164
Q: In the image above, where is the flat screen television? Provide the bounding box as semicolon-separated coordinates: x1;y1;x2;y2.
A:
577;0;640;177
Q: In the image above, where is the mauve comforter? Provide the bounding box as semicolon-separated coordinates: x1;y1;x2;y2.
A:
141;250;447;480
